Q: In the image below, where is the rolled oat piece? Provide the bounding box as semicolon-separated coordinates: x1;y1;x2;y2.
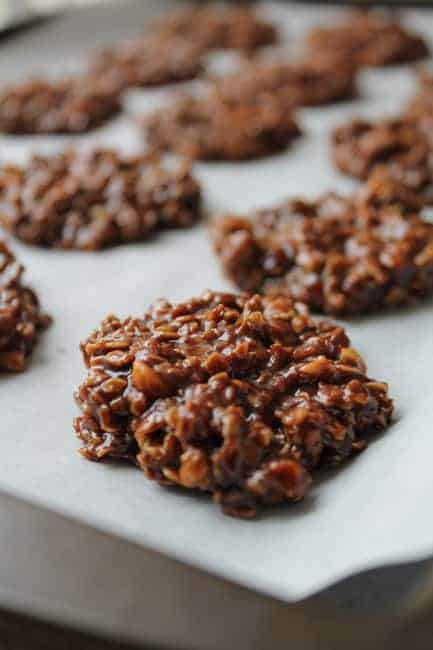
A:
75;291;393;518
0;240;51;371
153;5;278;52
90;36;205;90
330;118;429;180
0;77;121;135
0;149;201;250
211;193;433;316
213;56;358;108
143;92;301;161
306;11;429;68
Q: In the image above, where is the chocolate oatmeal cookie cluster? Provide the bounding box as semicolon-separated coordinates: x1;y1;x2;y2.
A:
75;291;393;517
212;189;433;317
143;91;301;161
213;56;358;108
0;149;202;250
331;119;429;181
330;118;433;205
0;77;121;135
0;240;50;371
330;71;433;205
306;11;429;67
152;5;278;52
90;36;205;91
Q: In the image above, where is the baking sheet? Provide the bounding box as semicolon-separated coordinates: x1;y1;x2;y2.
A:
1;0;433;602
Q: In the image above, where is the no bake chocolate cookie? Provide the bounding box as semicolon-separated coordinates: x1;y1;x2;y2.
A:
0;149;201;250
212;193;433;316
214;56;357;108
74;290;393;518
143;92;301;161
153;5;278;52
331;118;429;180
306;11;429;68
0;77;121;135
91;36;204;90
0;240;50;371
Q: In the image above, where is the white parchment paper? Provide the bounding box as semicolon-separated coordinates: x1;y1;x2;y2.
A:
1;1;433;601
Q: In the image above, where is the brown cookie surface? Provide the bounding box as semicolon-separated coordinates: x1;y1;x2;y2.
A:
74;290;393;518
214;56;357;108
91;36;204;90
331;118;429;180
211;192;433;316
153;6;278;52
0;77;121;135
0;240;51;371
143;92;301;161
360;163;433;213
405;70;433;143
306;11;429;67
0;149;201;250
